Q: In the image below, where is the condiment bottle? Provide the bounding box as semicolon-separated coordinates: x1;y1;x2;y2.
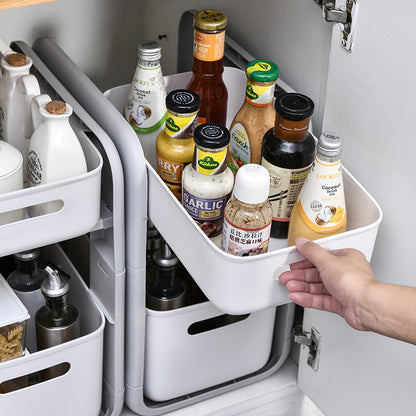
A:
146;219;163;283
0;52;41;179
186;9;228;126
0;140;24;226
27;95;87;217
221;164;272;256
156;89;200;201
182;123;234;238
146;241;186;311
288;132;347;246
123;40;167;167
7;249;48;352
35;266;80;350
228;59;280;173
261;93;316;239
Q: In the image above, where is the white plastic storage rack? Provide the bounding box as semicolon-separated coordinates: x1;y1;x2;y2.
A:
31;16;381;415
0;40;126;416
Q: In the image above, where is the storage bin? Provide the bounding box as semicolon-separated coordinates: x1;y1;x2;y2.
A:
0;243;105;416
144;301;276;402
0;128;103;258
105;67;382;315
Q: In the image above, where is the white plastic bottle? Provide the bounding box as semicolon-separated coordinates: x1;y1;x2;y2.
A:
0;52;41;179
123;41;167;167
27;95;87;217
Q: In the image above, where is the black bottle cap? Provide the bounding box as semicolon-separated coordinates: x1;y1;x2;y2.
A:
166;89;201;113
194;123;230;149
275;93;314;121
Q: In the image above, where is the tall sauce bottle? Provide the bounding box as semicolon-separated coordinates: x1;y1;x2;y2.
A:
261;93;316;239
123;41;167;167
288;132;347;246
228;59;280;174
156;89;200;201
186;9;228;126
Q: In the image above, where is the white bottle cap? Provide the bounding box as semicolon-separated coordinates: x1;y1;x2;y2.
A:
233;164;270;204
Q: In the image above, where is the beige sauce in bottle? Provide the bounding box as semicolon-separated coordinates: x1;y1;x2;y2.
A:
287;132;347;246
228;60;279;174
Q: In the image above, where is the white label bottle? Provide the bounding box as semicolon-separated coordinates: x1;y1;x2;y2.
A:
27;95;87;217
287;132;347;246
123;41;167;167
0;52;40;179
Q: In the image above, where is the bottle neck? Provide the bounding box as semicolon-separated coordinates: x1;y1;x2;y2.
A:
138;57;161;70
274;114;310;142
192;145;228;175
45;294;68;311
245;80;275;107
192;27;225;75
316;150;341;165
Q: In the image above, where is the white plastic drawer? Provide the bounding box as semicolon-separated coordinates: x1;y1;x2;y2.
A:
105;67;382;315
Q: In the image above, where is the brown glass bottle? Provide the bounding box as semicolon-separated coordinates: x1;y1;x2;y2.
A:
186;9;228;126
261;93;316;239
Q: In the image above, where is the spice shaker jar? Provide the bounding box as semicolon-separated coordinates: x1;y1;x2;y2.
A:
182;123;234;237
221;164;272;256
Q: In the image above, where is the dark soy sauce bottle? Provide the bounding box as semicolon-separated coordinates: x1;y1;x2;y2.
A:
261;93;316;238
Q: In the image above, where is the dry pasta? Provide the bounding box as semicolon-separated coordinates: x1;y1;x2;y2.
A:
0;324;24;362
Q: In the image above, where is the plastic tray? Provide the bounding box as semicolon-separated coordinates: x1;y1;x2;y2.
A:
0;243;104;416
0;127;103;258
144;301;275;402
105;67;383;315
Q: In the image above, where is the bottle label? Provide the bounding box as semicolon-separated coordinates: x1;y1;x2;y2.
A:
182;189;230;237
194;147;227;175
123;64;167;134
193;29;225;62
27;150;42;186
261;158;312;221
245;81;274;106
228;122;250;174
157;153;186;200
165;111;198;138
221;218;271;256
297;158;346;232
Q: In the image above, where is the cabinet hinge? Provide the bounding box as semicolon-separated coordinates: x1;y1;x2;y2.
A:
314;0;358;52
293;325;322;371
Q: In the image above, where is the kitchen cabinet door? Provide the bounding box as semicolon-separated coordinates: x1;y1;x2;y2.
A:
298;1;416;415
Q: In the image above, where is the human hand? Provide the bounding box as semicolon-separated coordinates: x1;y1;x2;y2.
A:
279;237;377;331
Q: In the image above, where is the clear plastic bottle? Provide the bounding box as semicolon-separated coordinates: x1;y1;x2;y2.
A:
221;164;272;256
7;249;48;352
261;93;316;239
123;41;167;167
186;9;228;126
228;59;280;173
288;132;347;246
156;89;200;201
182;123;234;237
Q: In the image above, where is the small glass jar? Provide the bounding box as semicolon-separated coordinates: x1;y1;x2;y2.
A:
182;123;234;237
221;164;272;256
156;89;200;201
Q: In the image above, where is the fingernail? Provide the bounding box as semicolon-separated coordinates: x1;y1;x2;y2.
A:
295;237;310;249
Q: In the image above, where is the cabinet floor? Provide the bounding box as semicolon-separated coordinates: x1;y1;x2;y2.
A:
120;359;325;416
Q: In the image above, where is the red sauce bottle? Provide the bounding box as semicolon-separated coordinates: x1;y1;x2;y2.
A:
186;9;228;126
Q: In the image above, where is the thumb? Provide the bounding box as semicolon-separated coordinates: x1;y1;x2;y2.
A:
295;237;334;269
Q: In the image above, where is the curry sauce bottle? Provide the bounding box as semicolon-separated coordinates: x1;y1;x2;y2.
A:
156;89;200;201
261;93;316;239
